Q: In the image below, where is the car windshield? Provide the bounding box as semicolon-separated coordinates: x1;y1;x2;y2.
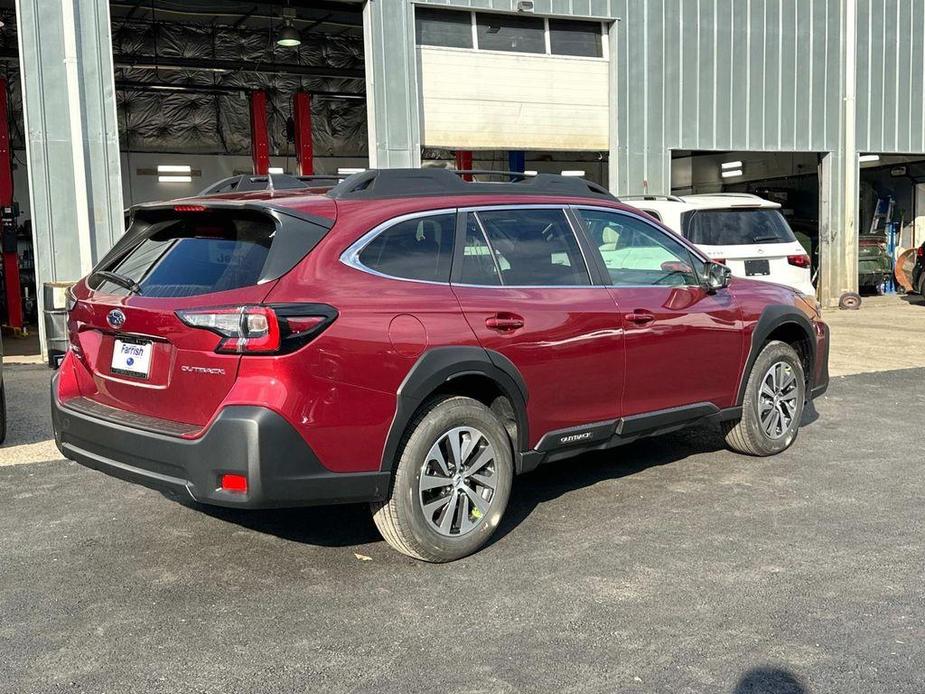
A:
682;208;797;246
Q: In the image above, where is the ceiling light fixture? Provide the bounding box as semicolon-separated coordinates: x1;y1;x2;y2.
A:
561;170;586;177
721;160;743;170
859;154;880;163
277;20;301;48
721;169;743;178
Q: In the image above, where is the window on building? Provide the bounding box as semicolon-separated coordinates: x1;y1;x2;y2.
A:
359;214;456;283
548;19;603;58
476;208;590;286
475;13;545;54
415;8;473;49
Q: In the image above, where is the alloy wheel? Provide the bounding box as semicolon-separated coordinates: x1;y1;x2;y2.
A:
418;426;497;537
758;361;800;440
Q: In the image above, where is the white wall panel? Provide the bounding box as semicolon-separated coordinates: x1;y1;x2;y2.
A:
418;47;609;150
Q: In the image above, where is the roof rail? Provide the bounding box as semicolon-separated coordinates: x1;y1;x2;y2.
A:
199;173;311;196
684;192;766;200
326;168;616;201
620;194;685;203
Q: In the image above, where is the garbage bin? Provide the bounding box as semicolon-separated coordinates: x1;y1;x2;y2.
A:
43;282;73;368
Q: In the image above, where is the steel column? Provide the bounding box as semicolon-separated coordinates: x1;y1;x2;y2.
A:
363;0;421;168
0;78;21;331
17;0;124;357
249;90;270;176
455;151;473;180
293;91;314;176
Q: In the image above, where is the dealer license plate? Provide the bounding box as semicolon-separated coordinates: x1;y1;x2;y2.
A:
111;338;153;379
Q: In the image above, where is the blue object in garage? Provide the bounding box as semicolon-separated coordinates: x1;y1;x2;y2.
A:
885;221;899;294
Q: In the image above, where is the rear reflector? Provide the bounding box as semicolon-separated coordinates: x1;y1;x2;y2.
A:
787;254;812;268
220;474;248;494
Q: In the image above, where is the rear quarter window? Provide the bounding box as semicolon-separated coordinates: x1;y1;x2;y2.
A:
682;209;797;246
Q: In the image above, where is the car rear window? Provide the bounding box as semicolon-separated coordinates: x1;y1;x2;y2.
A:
681;209;797;246
90;208;326;298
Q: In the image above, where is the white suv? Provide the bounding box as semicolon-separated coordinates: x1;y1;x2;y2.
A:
623;194;815;296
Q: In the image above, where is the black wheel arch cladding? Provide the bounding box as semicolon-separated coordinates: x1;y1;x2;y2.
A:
736;305;816;406
380;347;529;473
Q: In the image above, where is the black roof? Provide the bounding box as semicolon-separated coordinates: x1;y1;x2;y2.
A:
326;168;617;201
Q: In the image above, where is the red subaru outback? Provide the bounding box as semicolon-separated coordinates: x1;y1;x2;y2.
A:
52;170;829;562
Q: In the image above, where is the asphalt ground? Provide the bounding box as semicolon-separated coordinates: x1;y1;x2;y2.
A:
1;365;923;693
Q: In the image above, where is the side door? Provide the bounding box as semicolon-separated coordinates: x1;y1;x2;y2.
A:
574;206;745;417
450;206;625;448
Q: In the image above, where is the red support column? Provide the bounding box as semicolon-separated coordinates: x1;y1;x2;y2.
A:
293;91;314;176
249;90;270;176
455;150;473;181
0;78;22;331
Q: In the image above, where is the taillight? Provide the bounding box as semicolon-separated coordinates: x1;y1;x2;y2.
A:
176;304;336;355
917;246;924;258
712;258;726;265
787;254;812;268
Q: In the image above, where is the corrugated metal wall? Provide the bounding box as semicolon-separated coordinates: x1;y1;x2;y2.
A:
417;0;618;19
855;0;925;153
612;0;845;194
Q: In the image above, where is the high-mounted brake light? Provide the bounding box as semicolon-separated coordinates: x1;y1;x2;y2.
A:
173;204;208;213
176;304;337;355
787;254;812;268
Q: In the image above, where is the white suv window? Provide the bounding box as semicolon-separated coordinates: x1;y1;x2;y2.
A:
682;209;797;246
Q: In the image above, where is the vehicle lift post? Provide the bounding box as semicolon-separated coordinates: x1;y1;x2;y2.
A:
249;90;270;176
0;78;23;334
455;151;473;180
293;91;313;176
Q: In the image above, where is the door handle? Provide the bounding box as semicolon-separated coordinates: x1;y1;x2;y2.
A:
485;314;524;331
627;310;656;325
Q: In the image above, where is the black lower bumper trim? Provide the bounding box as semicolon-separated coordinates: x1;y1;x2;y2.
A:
51;378;389;509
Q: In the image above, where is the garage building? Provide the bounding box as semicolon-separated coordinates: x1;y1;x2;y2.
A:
5;0;925;354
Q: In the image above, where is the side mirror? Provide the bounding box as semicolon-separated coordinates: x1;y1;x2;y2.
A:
704;262;732;293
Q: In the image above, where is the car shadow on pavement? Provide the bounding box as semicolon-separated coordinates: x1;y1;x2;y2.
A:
183;407;821;552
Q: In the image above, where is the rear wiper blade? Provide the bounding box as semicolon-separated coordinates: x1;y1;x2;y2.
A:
90;270;143;295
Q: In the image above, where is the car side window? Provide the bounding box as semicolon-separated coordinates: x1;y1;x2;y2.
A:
359;213;456;283
474;208;590;286
578;209;700;287
459;213;502;285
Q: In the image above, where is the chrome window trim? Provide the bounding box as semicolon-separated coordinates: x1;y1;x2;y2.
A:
341;204;600;289
339;208;459;286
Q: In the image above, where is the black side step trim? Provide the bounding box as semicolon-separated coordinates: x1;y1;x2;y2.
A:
616;402;720;437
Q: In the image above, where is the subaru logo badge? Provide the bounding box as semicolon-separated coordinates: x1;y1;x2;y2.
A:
107;309;126;329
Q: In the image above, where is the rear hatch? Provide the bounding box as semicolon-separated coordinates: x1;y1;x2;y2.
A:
681;207;810;286
69;202;331;427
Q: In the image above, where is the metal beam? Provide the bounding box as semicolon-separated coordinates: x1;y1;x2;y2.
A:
17;0;124;357
249;90;270;175
293;91;314;176
362;0;421;168
111;54;364;80
0;78;22;332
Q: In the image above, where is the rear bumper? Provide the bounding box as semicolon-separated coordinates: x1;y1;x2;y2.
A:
51;376;390;509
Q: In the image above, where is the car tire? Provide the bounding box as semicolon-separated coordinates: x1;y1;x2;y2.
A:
723;341;806;457
371;396;513;562
838;291;862;310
